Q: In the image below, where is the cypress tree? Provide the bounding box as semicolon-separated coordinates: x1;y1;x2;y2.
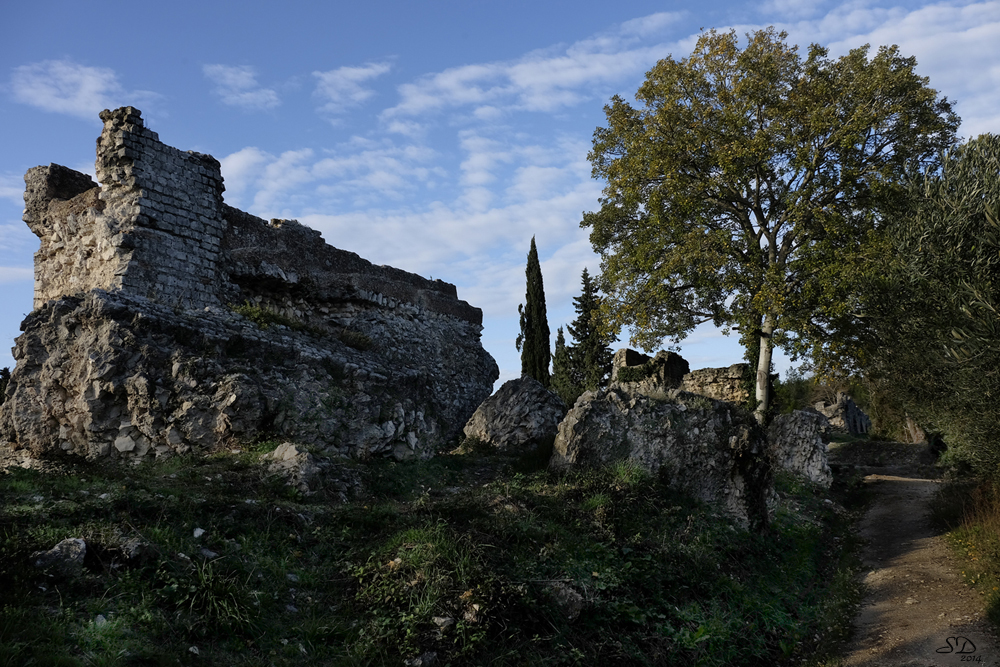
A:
566;268;614;391
0;367;9;406
515;237;551;387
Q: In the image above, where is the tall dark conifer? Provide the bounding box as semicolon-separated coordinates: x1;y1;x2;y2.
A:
515;237;551;387
566;268;614;391
550;327;578;406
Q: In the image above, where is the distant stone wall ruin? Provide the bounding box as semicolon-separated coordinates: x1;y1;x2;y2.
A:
610;347;749;404
1;107;498;462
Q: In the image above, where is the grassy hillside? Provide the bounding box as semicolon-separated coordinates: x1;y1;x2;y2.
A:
1;441;863;666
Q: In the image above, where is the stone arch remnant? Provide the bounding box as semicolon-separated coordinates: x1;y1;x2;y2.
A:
0;107;498;462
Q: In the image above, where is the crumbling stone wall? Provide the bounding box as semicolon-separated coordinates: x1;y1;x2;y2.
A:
1;107;498;462
610;348;749;404
680;365;748;404
813;392;871;435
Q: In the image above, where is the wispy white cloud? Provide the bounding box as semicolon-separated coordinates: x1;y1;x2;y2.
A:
218;147;272;208
0;267;33;284
0;174;24;206
382;11;685;118
9;60;158;119
203;64;281;110
759;0;828;20
0;222;37;256
313;62;392;116
218;139;446;215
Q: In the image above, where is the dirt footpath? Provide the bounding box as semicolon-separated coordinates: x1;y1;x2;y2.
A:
833;443;998;666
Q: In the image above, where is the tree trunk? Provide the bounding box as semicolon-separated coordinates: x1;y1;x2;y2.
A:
754;313;775;425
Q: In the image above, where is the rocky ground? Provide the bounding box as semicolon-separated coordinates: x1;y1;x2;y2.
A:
830;439;998;666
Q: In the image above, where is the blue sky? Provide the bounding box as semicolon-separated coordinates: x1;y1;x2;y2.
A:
1;0;998;386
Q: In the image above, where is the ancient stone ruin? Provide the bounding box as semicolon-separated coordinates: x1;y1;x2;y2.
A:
610;347;751;404
812;392;871;435
0;107;498;462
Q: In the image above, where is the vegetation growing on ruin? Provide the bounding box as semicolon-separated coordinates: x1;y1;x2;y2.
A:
0;447;863;666
230;301;306;331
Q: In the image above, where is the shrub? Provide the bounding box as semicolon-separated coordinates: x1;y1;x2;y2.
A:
340;328;373;351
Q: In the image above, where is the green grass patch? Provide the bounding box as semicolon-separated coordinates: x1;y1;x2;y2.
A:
0;446;862;665
938;481;1000;626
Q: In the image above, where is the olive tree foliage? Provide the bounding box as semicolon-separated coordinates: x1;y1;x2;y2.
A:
582;27;959;423
857;135;1000;472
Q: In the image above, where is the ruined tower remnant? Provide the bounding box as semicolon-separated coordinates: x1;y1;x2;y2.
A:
1;107;499;461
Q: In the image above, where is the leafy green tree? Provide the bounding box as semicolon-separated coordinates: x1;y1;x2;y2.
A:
566;268;614;393
857;135;1000;470
583;27;959;423
515;237;551;387
550;327;578;406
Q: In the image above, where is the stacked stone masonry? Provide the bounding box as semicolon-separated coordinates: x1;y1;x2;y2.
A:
1;107;498;462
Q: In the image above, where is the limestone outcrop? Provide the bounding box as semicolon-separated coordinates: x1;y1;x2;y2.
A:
0;107;498;462
767;410;833;486
549;386;773;527
462;376;567;454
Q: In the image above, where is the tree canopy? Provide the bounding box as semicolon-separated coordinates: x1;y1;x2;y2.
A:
854;135;1000;473
516;236;551;387
583;27;959;422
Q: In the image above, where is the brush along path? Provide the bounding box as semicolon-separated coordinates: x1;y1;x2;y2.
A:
832;441;997;666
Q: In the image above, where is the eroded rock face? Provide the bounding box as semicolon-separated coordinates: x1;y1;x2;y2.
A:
610;349;690;391
462;376;567;454
0;107;498;462
767;410;833;487
550;385;773;528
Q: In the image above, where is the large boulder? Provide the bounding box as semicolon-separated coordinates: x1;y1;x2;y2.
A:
550;386;773;528
767;410;833;486
463;376;567;454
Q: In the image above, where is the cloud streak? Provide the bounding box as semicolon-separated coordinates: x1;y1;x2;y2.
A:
382;12;685;118
203;64;281;110
9;60;155;119
313;62;392;116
